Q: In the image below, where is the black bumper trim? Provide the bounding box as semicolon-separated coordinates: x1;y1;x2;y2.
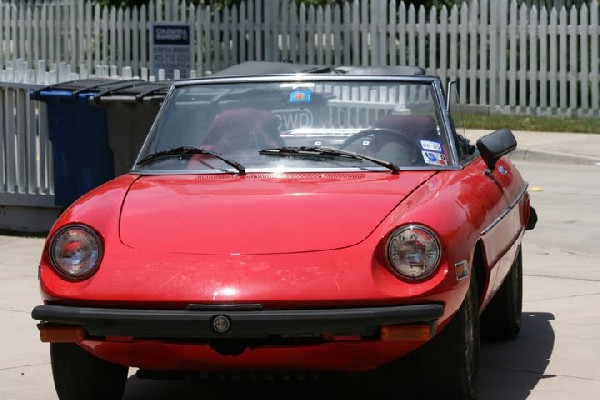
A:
32;304;444;340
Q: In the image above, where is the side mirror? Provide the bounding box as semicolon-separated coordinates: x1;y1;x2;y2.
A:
475;129;516;174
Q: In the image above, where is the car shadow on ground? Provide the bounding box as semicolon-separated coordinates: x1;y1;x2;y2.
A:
478;311;556;399
122;311;555;400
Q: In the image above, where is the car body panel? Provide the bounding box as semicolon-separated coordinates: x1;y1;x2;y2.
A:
81;339;427;372
32;67;534;377
119;171;436;254
37;161;528;370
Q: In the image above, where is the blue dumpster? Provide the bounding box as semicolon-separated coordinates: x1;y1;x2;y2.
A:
33;80;116;207
31;79;170;207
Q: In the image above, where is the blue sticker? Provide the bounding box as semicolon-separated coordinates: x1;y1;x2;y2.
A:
289;89;311;103
422;151;447;166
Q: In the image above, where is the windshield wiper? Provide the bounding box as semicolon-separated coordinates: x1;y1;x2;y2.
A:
259;146;399;174
136;146;246;175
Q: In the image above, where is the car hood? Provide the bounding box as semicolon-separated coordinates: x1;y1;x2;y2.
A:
119;171;436;254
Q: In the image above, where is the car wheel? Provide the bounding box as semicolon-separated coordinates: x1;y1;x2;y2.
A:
481;247;523;340
50;343;128;400
413;270;480;400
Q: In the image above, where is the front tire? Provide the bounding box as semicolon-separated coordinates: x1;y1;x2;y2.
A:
50;343;128;400
414;270;480;400
481;248;523;340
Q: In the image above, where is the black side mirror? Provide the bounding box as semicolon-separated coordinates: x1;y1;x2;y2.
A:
475;129;516;174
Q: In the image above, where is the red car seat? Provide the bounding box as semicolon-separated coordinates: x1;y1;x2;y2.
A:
200;108;284;154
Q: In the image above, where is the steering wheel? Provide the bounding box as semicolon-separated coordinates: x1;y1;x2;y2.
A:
341;128;421;165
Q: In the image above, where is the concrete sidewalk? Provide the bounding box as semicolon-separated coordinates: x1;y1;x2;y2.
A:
465;129;600;165
1;133;599;399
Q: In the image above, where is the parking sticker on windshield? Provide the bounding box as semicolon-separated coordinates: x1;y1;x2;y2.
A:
422;151;447;166
420;140;442;152
289;89;311;103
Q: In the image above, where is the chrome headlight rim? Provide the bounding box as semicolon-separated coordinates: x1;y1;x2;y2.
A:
385;224;442;281
48;224;104;281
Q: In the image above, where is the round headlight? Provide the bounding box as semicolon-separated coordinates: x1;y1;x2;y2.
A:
386;225;442;281
49;225;103;280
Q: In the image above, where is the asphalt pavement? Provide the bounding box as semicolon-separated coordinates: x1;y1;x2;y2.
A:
1;129;599;399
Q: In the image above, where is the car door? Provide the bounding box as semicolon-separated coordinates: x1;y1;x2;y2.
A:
447;85;527;301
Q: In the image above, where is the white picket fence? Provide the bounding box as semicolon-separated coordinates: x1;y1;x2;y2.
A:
0;82;52;196
0;0;598;114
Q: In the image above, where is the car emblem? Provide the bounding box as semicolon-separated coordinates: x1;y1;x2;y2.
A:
498;165;508;175
212;315;231;333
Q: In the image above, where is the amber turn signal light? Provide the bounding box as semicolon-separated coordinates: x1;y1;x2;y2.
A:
380;324;433;341
38;324;85;343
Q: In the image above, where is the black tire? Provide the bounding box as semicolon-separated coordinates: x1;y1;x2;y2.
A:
50;343;128;400
413;270;480;400
481;248;523;340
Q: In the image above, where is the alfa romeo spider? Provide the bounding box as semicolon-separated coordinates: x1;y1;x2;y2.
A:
32;62;537;399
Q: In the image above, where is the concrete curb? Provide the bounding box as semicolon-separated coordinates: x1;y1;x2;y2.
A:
464;129;600;166
508;149;600;165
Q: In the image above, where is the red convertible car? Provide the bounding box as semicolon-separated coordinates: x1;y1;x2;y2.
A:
32;62;536;399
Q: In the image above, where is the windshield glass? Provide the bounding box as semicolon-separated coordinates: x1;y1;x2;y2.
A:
135;79;454;173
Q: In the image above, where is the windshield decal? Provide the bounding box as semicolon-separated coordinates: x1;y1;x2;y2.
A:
422;151;447;166
420;140;442;152
289;89;311;103
273;108;314;130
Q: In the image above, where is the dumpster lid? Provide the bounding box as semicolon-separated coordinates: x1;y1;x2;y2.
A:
32;79;141;99
92;81;172;103
31;79;172;102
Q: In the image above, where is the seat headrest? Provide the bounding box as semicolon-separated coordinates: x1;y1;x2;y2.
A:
209;108;278;134
202;108;284;152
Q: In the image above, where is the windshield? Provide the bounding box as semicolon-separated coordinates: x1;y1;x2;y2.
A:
134;79;455;174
